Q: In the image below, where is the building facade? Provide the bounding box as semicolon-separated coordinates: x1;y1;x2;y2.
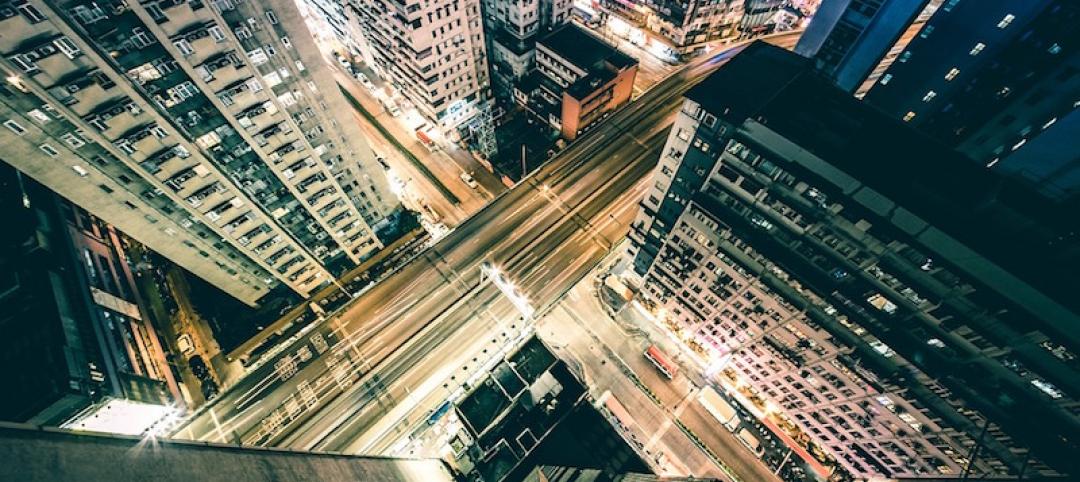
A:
350;0;492;141
795;0;940;94
860;0;1079;199
0;0;397;305
483;0;572;103
0;165;179;427
626;43;1077;479
514;24;636;140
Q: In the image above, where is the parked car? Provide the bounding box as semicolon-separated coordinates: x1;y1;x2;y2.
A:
188;355;212;381
460;172;478;189
355;72;375;91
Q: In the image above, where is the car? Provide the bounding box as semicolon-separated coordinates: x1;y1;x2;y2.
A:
176;334;195;356
188;355;211;381
460;172;478;189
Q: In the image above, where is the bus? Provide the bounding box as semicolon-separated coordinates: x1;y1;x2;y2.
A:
644;345;678;379
698;386;740;431
597;390;637;433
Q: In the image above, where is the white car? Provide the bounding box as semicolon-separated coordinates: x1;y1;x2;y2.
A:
460;172;478;189
356;73;376;91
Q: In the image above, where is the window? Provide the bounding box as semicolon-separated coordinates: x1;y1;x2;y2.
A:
264;44;276;57
131;27;156;48
209;25;226;42
942;0;960;12
234;26;252;39
173;39;194;56
99;184;114;193
898;51;911;63
3;119;26;135
61;132;85;147
903;111;916;122
265;9;278;24
10;54;38;73
27;109;50;124
280;36;291;49
676;128;690;142
919;25;934;38
1048;43;1061;55
922;91;936;102
247;47;268;65
17;2;46;23
997;14;1014;28
54;37;82;59
879;73;892;85
39;144;60;157
969;42;985;55
245;77;263;93
71;165;89;176
944;68;960;81
295;60;305;71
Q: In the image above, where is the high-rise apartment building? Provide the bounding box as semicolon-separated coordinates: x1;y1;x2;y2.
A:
626;42;1078;479
483;0;571;102
1;165;178;427
350;0;492;141
597;0;744;59
795;0;940;94
0;0;395;305
647;0;744;53
799;0;1080;199
860;0;1079;199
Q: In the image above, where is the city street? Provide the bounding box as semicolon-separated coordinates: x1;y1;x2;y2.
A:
332;65;503;226
169;31;804;474
538;267;784;482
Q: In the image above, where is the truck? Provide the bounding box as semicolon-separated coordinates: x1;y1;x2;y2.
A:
698;386;740;431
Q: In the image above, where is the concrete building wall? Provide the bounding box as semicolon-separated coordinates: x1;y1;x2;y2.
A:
0;0;396;304
0;423;456;482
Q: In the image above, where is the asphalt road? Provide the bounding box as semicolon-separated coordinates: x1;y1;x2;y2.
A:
170;32;803;459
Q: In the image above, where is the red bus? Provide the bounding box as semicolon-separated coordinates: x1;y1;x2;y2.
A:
644;345;678;379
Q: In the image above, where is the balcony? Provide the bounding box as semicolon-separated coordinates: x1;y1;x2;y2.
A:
6;34;92;85
216;76;262;107
234;100;279;132
155;0;212;36
112;122;169;161
169;20;224;65
140;145;191;177
83;97;143;139
197;50;244;88
0;5;52;53
48;70;117;115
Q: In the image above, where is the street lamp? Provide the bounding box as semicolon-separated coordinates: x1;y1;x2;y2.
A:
481;262;534;320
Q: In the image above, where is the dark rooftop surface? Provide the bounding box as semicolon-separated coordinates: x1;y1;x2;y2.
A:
539;24;636;74
693;41;1080;320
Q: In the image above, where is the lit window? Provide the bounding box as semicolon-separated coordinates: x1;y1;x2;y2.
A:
919;25;934;38
969;42;985;55
879;73;893;85
942;0;960;12
997;14;1014;28
1048;43;1061;54
898;51;911;63
27;109;51;124
903;111;916;122
922;91;936;102
945;68;960;81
